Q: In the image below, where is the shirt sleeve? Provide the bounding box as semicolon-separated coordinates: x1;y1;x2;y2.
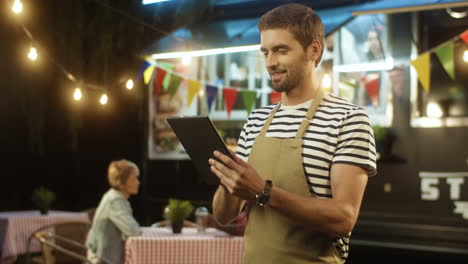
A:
332;107;377;177
235;121;250;162
108;198;141;238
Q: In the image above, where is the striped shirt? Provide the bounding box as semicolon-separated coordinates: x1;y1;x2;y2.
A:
235;93;377;261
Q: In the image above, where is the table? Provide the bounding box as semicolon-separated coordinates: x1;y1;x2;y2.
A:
125;227;244;264
0;210;89;260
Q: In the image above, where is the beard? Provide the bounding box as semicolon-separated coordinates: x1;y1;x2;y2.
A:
269;65;305;93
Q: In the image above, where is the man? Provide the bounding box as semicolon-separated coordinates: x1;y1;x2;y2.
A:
210;3;377;264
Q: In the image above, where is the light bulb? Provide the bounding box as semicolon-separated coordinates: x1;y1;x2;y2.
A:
100;94;108;105
73;88;82;101
126;79;134;90
12;0;23;14
28;47;38;61
464;50;468;63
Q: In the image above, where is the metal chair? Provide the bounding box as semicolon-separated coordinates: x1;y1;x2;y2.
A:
26;221;91;264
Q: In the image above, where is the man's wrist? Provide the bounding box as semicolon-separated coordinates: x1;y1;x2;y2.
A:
256;180;272;207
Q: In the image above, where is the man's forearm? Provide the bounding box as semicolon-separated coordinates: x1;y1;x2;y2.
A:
212;185;243;224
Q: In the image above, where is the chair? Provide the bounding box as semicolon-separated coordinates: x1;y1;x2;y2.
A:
26;221;91;264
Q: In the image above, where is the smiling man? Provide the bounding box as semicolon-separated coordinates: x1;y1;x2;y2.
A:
211;3;377;264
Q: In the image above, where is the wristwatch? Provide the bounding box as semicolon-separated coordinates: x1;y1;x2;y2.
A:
256;180;272;207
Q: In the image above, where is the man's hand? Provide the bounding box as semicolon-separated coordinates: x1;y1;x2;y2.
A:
209;151;265;200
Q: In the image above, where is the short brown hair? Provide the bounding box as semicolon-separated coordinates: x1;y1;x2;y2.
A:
258;3;325;66
107;159;139;190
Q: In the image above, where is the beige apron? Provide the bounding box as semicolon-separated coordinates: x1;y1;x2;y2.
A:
243;89;341;264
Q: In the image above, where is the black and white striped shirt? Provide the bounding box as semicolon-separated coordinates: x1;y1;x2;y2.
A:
235;93;377;261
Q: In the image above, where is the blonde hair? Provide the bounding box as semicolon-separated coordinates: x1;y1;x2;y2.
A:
107;159;139;190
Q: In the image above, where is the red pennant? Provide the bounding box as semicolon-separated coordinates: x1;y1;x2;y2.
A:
460;30;468;45
361;73;380;108
270;92;281;104
223;88;238;119
153;67;167;95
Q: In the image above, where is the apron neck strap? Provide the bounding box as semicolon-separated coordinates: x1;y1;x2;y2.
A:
296;89;324;139
259;103;281;136
259;89;325;138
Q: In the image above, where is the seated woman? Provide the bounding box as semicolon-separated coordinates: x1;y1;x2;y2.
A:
86;159;142;264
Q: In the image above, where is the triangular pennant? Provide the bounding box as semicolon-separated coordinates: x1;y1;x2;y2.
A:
410;52;431;93
206;85;218;111
270;92;281;104
435;41;455;80
168;73;183;99
139;61;152;81
143;65;155;85
460;30;468;45
187;80;201;107
223;88;238;119
361;73;380;108
154;67;168;95
240;90;257;115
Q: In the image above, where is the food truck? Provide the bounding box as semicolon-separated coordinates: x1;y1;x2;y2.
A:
141;0;468;259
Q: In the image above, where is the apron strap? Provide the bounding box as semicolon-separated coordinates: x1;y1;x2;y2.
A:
259;103;281;137
295;89;324;139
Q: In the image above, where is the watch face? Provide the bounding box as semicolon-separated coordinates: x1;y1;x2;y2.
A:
257;192;271;207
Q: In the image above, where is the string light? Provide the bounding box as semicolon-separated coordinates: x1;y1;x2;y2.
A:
99;93;108;105
73;88;82;101
126;79;134;90
28;46;38;61
464;50;468;63
12;0;23;14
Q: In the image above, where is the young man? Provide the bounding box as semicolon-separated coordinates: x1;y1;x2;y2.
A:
210;3;377;264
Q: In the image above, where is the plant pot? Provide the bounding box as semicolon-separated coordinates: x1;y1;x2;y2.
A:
171;220;183;234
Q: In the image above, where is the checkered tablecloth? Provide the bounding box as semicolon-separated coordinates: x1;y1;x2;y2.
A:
125;227;244;264
0;210;89;259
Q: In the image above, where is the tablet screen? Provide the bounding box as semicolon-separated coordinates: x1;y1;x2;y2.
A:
166;116;234;185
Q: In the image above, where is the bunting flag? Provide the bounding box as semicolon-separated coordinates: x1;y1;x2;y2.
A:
154;67;168;95
187;80;201;107
270;91;281;104
240;90;257;115
223;88;238;119
206;85;218;111
410;52;431;93
143;65;155;85
435;41;455;80
361;72;380;108
460;30;468;45
338;81;356;103
139;61;152;81
167;73;183;99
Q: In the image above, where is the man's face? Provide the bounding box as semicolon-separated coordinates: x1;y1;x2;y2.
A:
260;29;309;93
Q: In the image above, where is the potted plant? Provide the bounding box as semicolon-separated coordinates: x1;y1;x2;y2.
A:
32;186;56;215
166;198;194;234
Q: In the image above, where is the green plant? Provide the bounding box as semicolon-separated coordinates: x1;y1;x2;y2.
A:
166;199;194;222
32;186;56;210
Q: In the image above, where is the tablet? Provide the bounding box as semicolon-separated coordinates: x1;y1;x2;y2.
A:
166;116;235;185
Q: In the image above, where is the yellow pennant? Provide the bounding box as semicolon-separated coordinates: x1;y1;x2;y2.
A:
187;80;201;107
410;52;431;93
143;65;155;85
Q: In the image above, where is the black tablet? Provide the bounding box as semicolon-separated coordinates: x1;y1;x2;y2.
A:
166;116;235;185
